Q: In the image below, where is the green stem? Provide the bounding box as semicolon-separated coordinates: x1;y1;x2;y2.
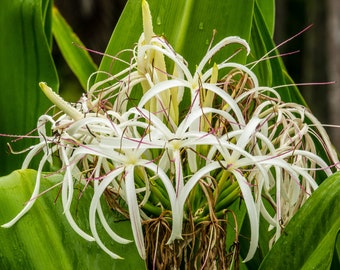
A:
149;181;171;210
141;202;162;216
215;183;240;212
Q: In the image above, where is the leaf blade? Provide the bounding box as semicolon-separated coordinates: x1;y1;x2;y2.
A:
0;169;145;269
52;6;97;90
259;173;340;269
98;0;255;77
0;0;58;175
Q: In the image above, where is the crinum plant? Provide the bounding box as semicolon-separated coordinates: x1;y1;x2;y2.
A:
2;0;339;269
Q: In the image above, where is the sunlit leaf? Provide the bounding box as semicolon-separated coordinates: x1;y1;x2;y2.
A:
0;0;58;175
98;0;255;78
255;0;275;37
259;172;340;269
331;231;340;269
0;169;145;269
52;6;97;90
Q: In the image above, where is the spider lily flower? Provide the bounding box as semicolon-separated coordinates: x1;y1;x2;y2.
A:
3;0;339;266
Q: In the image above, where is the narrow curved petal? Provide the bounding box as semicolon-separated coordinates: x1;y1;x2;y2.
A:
1;153;48;228
89;167;126;258
124;165;146;259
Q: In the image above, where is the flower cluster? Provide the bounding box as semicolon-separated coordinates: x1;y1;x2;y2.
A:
3;0;338;265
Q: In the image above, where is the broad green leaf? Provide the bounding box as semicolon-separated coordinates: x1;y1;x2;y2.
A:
52;6;97;90
331;231;340;269
41;0;53;46
259;172;340;270
0;170;145;269
98;0;255;78
248;3;273;87
255;0;275;37
0;0;58;175
248;2;306;105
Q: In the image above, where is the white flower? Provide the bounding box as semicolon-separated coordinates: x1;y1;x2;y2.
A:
3;0;338;264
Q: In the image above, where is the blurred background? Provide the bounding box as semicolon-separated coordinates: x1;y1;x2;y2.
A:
54;0;340;149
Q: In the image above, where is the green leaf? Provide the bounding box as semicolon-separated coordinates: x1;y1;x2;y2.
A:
259;172;340;270
98;0;255;78
255;0;275;37
41;0;53;46
331;231;340;269
248;3;273;87
248;2;306;105
52;6;97;90
0;170;145;269
0;0;58;175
